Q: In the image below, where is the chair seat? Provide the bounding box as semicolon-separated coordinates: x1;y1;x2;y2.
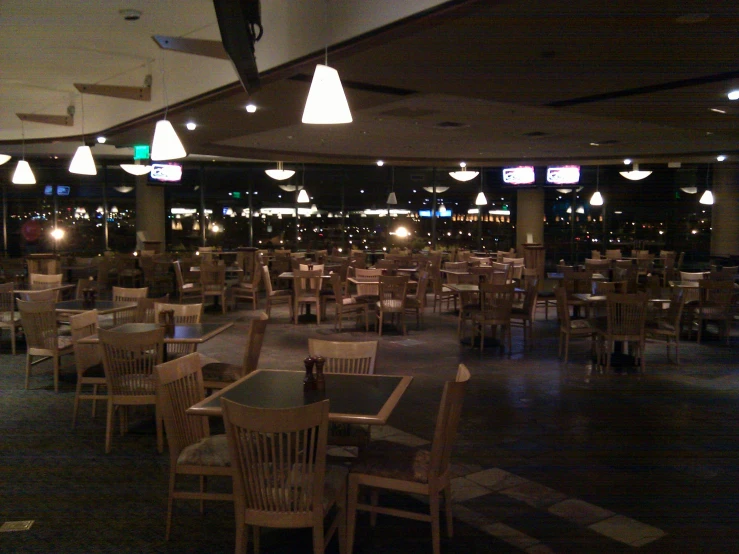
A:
342;297;362;306
234;283;256;292
118;374;156;394
177;434;231;467
350;440;430;484
58;335;73;350
645;320;675;332
693;306;730;318
81;361;105;379
405;297;421;308
201;361;241;383
181;283;202;292
376;299;403;310
270;289;292;298
571;319;593;330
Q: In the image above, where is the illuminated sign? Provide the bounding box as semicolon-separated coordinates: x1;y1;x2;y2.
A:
502;166;535;185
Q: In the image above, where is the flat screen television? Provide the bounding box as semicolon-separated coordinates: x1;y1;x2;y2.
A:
546;165;580;185
502;166;536;185
44;185;70;196
418;209;452;218
149;163;183;183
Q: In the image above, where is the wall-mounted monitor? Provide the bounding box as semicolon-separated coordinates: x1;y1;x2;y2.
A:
44;185;71;196
418;209;452;218
502;166;536;185
546;165;580;185
149;163;183;183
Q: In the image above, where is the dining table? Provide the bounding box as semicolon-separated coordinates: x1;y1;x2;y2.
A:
188;368;413;425
55;299;136;316
77;321;234;350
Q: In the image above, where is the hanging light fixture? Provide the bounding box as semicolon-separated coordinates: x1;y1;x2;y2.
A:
12;119;35;185
387;167;397;204
297;188;310;203
450;162;479;182
151;55;187;161
589;166;604;206
69;95;97;175
265;161;295;180
438;201;447;213
302;0;352;124
699;164;714;205
0;154;10;165
120;163;152;176
619;163;652;181
473;167;487;205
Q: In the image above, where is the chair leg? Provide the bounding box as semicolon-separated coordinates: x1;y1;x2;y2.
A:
312;520;325;554
53;355;60;393
105;400;114;453
429;491;441;554
165;470;176;540
378;312;383;336
444;484;454;538
11;325;16;355
370;490;379;527
25;354;32;389
72;378;82;428
337;484;348;554
346;476;359;554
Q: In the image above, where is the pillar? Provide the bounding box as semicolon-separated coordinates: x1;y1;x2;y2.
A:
135;175;166;251
711;163;739;258
515;188;545;255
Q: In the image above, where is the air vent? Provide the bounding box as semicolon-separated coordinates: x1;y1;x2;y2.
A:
434;121;467;129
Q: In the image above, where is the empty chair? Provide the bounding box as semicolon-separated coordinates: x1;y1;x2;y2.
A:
605;249;622;260
429;264;456;312
405;270;430;329
0;282;22;354
555;287;596;364
112;286;148;325
231;264;261;310
502;257;525;281
645;287;686;364
18;299;74;392
154;353;233;540
74;278;100;300
308;338;378;374
471;283;515;353
173;260;203;303
347;365;470;554
679;271;709;305
293;269;322;325
510;276;539;350
353;268;382;300
222;398;347;554
594;293;648;374
199;312;269;390
99;326;165;453
324;273;369;332
29;272;63;292
261;265;293;320
693;280;734;344
135;294;170;323
200;263;229;314
154;302;203;358
70;310;107;427
376;275;409;336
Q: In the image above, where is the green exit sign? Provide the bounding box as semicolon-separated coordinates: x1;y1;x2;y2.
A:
133;145;150;160
232;192;241;199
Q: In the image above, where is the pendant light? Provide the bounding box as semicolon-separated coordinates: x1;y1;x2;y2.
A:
151;56;186;161
12;120;36;185
265;161;295;180
120;161;152;176
0;154;10;166
475;168;487;205
589;166;604;206
69;95;97;175
619;163;652;181
450;162;479;182
699;164;714;205
302;0;352;124
386;167;397;204
297;188;310;203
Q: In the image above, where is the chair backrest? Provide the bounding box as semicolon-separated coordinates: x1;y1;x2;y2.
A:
605;292;647;337
112;286;149;302
99;326;164;397
154;302;203;323
664;287;686;329
468;256;490;267
698;279;734;307
19;288;60;302
135;294;170;323
563;271;593;295
429;364;470;479
605;249;622;260
490;262;512;282
242;313;269;376
29;273;63;288
584;258;611;271
17;299;59;351
328;273;346;302
200;263;226;289
554;286;571;328
173;260;187;288
308;338;378;374
261;264;275;296
155;353;210;463
70;309;101;372
415;270;430;308
590;250;601;259
294;269;322;298
376;259;398;270
0;282;15;313
354;268;382;296
378;275;408;310
521;277;539;318
709;266;738;281
222;398;330;527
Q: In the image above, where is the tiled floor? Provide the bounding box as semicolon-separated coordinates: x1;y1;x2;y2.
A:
1;297;738;553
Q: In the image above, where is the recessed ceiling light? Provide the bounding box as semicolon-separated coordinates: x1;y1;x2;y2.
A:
623;158;631;165
186;122;197;131
376;160;384;166
245;103;257;113
96;136;106;144
717;155;727;161
728;90;739;101
710;108;727;114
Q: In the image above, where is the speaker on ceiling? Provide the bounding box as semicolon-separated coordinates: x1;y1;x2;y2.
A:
213;0;263;94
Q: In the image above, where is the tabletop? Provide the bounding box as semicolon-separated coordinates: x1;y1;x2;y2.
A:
55;300;136;315
278;272;331;279
571;293;607;303
188;368;413;424
78;322;233;344
440;269;470;275
14;283;76;295
547;272;607;281
444;283;480;293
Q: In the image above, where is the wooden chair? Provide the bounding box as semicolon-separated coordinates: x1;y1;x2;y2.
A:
112;286;149;325
554;287;595;364
99;326;165;453
502;257;525;282
353;268;382;300
154;353;233;540
346;364;470;554
471;283;515;353
693;280;734;344
199;312;269;390
200;263;229;314
173;260;203;303
17;288;60;302
222;398;347;554
29;272;63;290
308;338;378;374
231;263;261;310
430;264;455;313
679;271;709;305
135;294;170;323
645;287;686;364
510;276;539;350
594;292;648;374
261;265;293;320
605;249;622;260
377;275;408;336
324;273;369;332
18;299;74;392
293;269;322;325
70;310;107;427
405;270;429;329
0;282;22;355
154;302;203;358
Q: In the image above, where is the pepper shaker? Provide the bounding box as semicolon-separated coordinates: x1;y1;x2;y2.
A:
314;356;325;391
303;356;317;391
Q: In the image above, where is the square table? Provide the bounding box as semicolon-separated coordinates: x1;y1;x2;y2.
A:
188;369;413;425
77;321;233;345
55;299;136;315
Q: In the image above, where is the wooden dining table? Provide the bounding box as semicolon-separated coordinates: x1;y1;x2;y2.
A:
55;299;136;316
188;368;413;425
77;321;234;346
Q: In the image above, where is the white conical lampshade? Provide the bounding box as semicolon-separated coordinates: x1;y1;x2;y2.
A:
0;154;10;165
387;192;398;205
151;120;187;161
475;191;488;206
12;160;36;184
120;164;152;176
302;64;352;124
590;191;604;206
69;145;97;175
699;190;714;205
297;189;310;203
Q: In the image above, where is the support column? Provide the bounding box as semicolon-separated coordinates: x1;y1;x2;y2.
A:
135;175;165;251
515;188;545;255
711;163;739;258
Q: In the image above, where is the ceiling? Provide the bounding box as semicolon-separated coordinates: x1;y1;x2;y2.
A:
3;0;739;169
